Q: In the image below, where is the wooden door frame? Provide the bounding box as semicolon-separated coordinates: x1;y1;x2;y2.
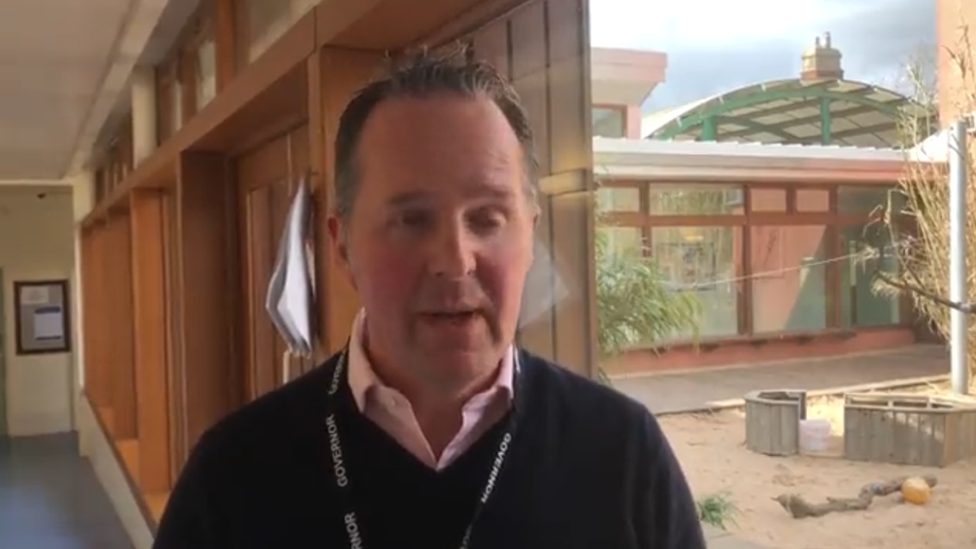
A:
0;268;5;436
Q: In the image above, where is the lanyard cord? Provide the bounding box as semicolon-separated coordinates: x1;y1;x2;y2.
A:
324;349;520;549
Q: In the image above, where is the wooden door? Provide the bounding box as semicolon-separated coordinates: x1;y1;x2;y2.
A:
235;125;310;400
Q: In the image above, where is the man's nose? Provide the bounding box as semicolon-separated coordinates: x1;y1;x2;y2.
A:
427;222;476;278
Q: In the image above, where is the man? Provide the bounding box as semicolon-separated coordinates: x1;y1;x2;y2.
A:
154;48;705;549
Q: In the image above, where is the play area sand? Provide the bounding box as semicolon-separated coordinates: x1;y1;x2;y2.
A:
659;394;976;549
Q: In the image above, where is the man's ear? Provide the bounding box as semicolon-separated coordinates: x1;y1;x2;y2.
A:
327;215;351;268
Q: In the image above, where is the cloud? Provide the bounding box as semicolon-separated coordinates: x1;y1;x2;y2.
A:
589;0;935;110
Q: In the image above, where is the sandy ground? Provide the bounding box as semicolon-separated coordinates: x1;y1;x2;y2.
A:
659;392;976;549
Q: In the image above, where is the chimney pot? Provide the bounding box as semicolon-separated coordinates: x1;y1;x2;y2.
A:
801;32;843;82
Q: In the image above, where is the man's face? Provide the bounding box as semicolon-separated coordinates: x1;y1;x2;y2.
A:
329;94;536;385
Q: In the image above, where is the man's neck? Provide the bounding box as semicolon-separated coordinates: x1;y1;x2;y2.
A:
363;344;500;458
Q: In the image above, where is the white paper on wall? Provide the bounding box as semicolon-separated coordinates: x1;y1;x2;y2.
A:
33;306;64;341
266;175;315;371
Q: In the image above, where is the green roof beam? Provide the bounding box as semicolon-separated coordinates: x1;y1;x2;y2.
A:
701;116;717;141
709;116;798;141
652;88;906;141
820;97;832;145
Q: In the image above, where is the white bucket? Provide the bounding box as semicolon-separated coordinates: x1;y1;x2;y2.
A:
798;419;831;453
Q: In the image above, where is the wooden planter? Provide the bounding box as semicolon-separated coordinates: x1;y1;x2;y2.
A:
744;390;806;456
844;393;976;467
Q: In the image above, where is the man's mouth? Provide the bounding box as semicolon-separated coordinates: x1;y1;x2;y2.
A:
419;310;480;324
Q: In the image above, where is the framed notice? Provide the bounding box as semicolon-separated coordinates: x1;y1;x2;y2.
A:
14;280;71;355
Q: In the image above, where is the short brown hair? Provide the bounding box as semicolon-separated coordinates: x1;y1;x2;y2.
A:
332;45;539;221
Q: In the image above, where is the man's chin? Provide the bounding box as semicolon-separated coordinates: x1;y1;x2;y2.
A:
415;313;495;345
410;340;502;379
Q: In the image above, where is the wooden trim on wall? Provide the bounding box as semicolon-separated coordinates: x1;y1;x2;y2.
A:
160;189;187;482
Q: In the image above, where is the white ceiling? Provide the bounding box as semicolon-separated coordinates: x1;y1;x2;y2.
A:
0;0;176;181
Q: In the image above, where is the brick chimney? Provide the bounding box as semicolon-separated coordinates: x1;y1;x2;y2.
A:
800;32;844;82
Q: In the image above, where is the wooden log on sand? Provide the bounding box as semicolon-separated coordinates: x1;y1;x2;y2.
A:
773;475;938;519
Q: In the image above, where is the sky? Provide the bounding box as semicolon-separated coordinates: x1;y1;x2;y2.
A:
588;0;936;111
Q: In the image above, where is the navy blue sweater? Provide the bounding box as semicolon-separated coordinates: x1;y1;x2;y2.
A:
153;350;706;549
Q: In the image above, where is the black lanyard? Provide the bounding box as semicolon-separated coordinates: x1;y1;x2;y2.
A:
324;348;521;549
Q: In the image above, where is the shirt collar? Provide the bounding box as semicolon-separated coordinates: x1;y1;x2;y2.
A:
346;309;516;412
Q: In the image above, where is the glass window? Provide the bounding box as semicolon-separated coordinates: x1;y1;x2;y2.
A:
838;186;904;216
241;0;318;63
648;184;744;215
650;226;741;340
797;189;829;212
598;226;644;258
750;188;786;212
840;223;901;327
750;225;828;334
171;74;183;134
155;60;182;141
596;186;640;212
95;169;107;202
592;107;625;138
196;36;217;109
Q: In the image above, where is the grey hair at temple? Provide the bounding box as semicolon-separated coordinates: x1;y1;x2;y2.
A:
332;44;540;222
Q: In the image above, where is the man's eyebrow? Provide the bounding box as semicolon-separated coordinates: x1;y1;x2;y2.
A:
385;191;430;207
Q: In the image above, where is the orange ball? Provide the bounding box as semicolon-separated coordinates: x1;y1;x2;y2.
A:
901;477;932;505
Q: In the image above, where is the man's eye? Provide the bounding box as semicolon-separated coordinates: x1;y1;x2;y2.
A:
468;209;506;232
398;211;431;228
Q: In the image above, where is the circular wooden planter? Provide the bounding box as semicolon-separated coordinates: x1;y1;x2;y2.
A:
744;389;806;456
844;393;976;467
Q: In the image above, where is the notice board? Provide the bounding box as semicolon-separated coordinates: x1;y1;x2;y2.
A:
14;280;71;355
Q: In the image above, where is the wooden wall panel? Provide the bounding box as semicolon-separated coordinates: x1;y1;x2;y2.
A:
176;152;243;454
107;213;138;439
81;225;111;408
235;131;294;398
251;183;284;392
130;189;172;493
464;0;596;376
